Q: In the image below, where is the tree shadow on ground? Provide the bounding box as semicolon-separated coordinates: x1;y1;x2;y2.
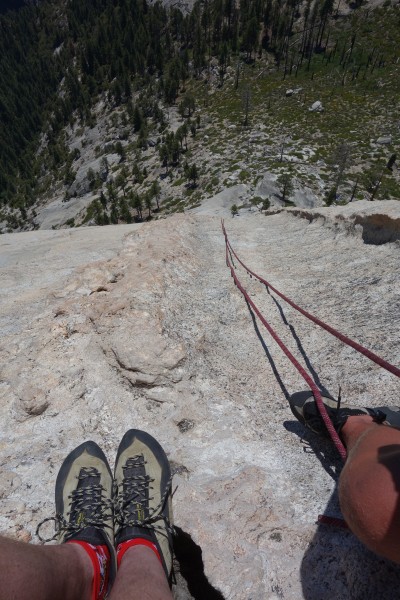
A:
173;526;225;600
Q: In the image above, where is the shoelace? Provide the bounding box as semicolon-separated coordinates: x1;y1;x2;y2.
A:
36;467;113;543
114;456;174;538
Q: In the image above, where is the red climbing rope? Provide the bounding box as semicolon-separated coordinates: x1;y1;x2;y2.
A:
223;223;400;380
317;515;349;529
222;220;347;461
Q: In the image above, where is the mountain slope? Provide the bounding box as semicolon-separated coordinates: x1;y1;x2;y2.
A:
0;205;399;598
0;0;399;232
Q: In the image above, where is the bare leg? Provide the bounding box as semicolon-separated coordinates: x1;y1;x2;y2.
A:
0;535;93;600
339;415;400;563
109;546;173;600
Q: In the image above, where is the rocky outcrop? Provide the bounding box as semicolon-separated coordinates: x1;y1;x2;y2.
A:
285;200;400;245
376;135;392;145
0;209;399;598
309;100;324;112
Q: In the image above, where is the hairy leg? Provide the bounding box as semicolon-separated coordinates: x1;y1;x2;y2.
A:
339;415;400;563
0;535;93;600
109;546;173;600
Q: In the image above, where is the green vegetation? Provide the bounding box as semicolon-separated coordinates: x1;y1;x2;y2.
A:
262;198;271;211
277;172;294;203
0;2;63;209
0;0;399;230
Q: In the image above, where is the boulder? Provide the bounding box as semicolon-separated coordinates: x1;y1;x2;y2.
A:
376;135;392;145
309;100;324;112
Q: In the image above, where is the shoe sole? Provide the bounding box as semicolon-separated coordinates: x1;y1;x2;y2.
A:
289;390;337;427
290;392;400;433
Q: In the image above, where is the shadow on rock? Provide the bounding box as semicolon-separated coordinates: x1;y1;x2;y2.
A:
246;301;290;400
301;489;400;600
288;425;400;598
247;296;342;481
268;292;331;397
283;419;342;481
245;290;400;597
245;294;330;403
173;526;226;600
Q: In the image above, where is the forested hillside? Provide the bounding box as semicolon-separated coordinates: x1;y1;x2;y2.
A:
0;0;399;231
0;1;28;14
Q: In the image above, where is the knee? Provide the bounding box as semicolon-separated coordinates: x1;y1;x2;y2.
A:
339;446;400;563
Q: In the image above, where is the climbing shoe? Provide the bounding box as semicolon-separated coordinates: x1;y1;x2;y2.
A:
289;390;400;438
114;429;174;584
37;441;116;599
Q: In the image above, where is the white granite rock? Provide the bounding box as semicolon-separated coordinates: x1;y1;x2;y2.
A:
376;135;392;145
0;206;400;598
309;100;324;112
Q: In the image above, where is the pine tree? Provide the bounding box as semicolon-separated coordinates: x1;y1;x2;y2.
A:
133;106;143;133
130;192;143;221
242;15;260;60
277;172;294;203
145;192;152;218
149;180;161;210
242;86;252;126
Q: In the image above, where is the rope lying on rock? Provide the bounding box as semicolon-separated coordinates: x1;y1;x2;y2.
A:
222;220;347;461
223;222;400;380
222;219;399;460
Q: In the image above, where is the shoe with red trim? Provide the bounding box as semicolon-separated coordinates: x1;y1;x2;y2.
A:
114;430;174;585
37;441;116;600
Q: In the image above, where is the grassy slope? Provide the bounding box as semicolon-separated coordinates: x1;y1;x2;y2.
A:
199;4;400;203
